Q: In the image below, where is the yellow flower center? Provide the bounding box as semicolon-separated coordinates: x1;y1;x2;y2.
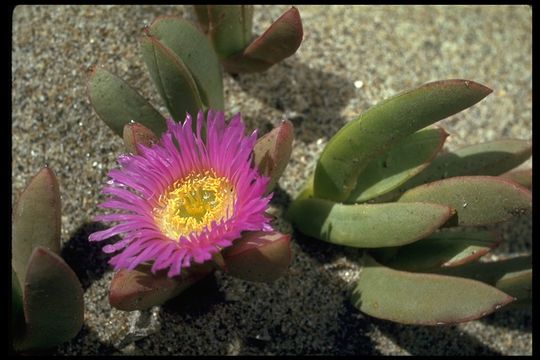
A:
153;170;235;240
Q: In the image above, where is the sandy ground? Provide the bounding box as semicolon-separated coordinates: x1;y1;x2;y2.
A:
12;5;531;355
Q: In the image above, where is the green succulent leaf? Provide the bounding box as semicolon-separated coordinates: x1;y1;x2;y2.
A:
295;173;314;202
351;254;514;325
377;139;532;201
425;139;532;178
437;254;531;282
220;53;274;74
253;119;294;192
346;126;448;203
87;66;166;137
495;270;531;309
14;247;83;352
313;79;492;202
288;198;454;248
147;17;224;111
11;267;25;338
500;168;532;189
109;263;213;311
398;176;532;226
222;231;291;282
193;5;210;34
207;5;253;59
241;7;303;65
140;32;204;125
123;122;159;155
12;168;61;287
435;255;531;308
372;229;501;271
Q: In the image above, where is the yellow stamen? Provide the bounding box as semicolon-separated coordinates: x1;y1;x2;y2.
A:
153;170;235;240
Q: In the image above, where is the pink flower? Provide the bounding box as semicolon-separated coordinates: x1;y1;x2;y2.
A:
89;111;272;277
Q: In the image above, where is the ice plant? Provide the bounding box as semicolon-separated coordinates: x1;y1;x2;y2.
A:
88;7;302;139
88;15;224;138
288;79;532;325
90;111;273;276
193;5;303;74
87;10;294;311
12;167;84;352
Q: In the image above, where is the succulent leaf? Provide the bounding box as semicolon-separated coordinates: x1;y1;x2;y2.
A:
346;126;448;203
351;254;514;325
123;122;159;155
495;269;531;308
242;7;303;65
15;247;83;352
193;5;210;34
207;5;253;60
372;229;501;271
220;53;274;74
109;263;213;311
222;231;291;282
12;267;25;338
313;80;492;202
147;17;224;111
87;66;166;137
500;168;532;189
435;255;531;307
426;139;531;177
252;119;294;192
376;139;532;201
288;198;454;248
294;173;314;201
399;176;532;226
140;32;204;124
438;254;531;281
12;167;61;287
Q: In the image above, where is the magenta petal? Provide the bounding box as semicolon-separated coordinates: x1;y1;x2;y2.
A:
89;110;274;277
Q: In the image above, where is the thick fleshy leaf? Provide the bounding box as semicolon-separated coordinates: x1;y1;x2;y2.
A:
351;254;514;325
12;167;61;287
435;255;531;307
500;168;532;189
222;231;291;282
313;80;492;202
346;126;448;203
193;5;210;34
242;7;303;64
288;198;454;248
253;119;294;192
495;270;531;308
123;122;159;155
436;255;531;280
372;229;502;271
140;32;204;124
376;139;532;202
12;267;25;338
399;176;532;226
87;66;166;137
207;5;253;59
294;173;314;202
147;17;224;111
220;53;274;74
14;247;83;352
109;263;213;311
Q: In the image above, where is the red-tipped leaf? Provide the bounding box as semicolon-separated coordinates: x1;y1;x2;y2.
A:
123;122;159;155
12;167;61;287
253;119;294;192
109;263;213;311
222;231;291;282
